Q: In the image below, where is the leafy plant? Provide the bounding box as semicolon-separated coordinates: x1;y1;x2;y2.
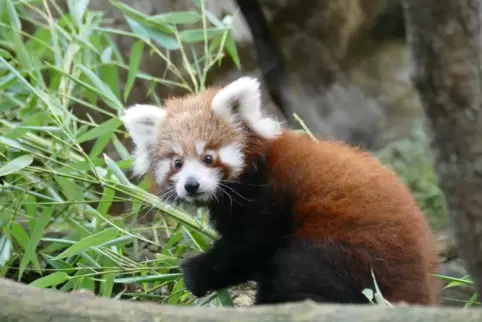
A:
0;0;240;306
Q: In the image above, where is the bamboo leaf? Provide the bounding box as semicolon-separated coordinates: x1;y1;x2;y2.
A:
124;41;144;101
77;118;122;144
18;207;54;280
30;272;71;288
68;0;90;26
179;28;225;43
148;11;201;25
0;155;33;176
53;228;119;260
113;273;181;284
103;153;132;186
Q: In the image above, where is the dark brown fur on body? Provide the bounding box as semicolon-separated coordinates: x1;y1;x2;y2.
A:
124;77;441;305
148;126;441;305
266;131;441;304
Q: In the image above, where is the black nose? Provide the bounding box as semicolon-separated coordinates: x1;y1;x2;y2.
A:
184;177;200;195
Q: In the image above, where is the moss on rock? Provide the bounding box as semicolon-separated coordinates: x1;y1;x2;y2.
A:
376;122;449;232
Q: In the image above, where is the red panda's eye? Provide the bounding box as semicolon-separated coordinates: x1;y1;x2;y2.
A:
203;154;213;165
174;159;183;169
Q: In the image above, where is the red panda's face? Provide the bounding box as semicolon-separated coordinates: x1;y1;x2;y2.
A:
151;102;246;204
121;76;282;205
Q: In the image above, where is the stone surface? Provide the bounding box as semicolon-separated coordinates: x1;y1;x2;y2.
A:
3;277;482;322
230;281;257;307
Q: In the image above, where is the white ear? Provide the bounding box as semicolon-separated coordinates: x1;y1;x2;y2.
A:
121;104;166;176
211;76;282;139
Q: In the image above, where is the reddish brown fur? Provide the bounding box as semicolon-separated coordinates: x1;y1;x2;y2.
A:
149;88;245;183
156;89;242;158
145;86;441;305
262;131;442;305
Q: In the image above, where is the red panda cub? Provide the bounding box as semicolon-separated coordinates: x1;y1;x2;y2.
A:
121;77;442;305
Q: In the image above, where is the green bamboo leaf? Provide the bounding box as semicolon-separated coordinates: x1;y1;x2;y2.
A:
225;32;241;69
77;64;123;111
113;273;181;284
0;98;17;113
168;279;185;305
0;74;17;90
0;136;24;150
124;40;144;101
464;292;479;308
434;273;473;286
0;235;11;267
6;0;44;86
0;155;33;176
111;135;131;160
111;1;174;34
77;118;122;144
54;176;84;201
6;1;24;49
182;227;209;252
101;47;114;62
68;0;90;26
18;207;54;280
217;289;234;307
77;274;96;292
42;254;76;275
101;62;121;100
0;49;12;59
96;185;115;217
125;18;179;50
30;272;71;288
9;222;31;250
103;153;132;186
53;228;119;260
148;11;201;25
96;235;133;248
111;1;149;22
190;1;224;28
25;26;52;55
179;27;225;43
205;10;224;28
89;132;112;159
24;194;37;225
9;222;42;270
101;272;115;297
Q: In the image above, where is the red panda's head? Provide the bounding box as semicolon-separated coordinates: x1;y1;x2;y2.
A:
121;77;282;204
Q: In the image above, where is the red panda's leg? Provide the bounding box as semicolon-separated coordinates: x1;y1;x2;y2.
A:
254;239;371;305
181;234;280;298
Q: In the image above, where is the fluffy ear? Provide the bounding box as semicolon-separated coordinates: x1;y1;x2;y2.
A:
211;76;282;139
120;104;166;176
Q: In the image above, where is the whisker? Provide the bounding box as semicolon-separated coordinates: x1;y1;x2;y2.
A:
219;183;254;203
220;179;268;187
217;186;234;207
216;186;236;214
157;187;176;200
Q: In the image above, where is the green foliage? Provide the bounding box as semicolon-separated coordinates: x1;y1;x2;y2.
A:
376;122;449;232
0;0;240;306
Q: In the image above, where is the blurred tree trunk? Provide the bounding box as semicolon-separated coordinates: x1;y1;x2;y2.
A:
403;0;482;295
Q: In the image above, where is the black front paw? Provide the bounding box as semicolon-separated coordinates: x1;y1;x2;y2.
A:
180;256;209;298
